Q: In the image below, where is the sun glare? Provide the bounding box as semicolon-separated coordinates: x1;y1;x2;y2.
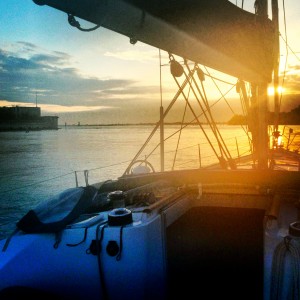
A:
267;86;285;96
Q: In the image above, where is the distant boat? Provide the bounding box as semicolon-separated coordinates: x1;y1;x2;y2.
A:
1;1;300;300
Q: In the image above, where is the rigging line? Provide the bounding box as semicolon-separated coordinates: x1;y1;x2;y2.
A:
141;72;222;165
196;67;234;159
185;63;231;160
0;159;133;195
196;67;240;160
187;64;219;132
140;67;196;153
183;62;226;156
175;160;197;167
198;71;236;86
243;81;255;147
205;84;236;109
122;66;197;175
0;171;75;195
146;142;203;159
185;67;222;136
144;129;199;162
145;126;227;163
237;82;253;142
143;85;237;162
204;66;249;136
172;85;190;171
83;159;132;172
159;49;163;107
172;71;221;162
160;64;236;86
177;84;237;130
279;0;288;111
238;89;252;148
176;143;205;151
279;34;300;62
204;66;236;115
239;85;247;116
204;66;247;139
190;64;236;86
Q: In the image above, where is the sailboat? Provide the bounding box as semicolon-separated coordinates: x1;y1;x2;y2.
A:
1;0;300;299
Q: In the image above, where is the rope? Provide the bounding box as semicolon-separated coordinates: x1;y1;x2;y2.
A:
237;80;252;133
68;14;101;32
173;81;219;160
205;69;249;138
1;228;19;252
199;73;234;161
184;61;236;166
278;0;288;113
168;57;223;164
172;81;190;170
270;235;300;300
116;226;124;261
122;65;197;175
280;35;300;62
204;67;251;148
66;227;88;247
186;63;231;161
159;49;163;107
132;80;240;169
95;223;109;300
0;171;74;194
0;160;131;195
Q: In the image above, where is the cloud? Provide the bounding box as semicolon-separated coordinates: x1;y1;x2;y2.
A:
280;63;300;94
0;42;159;108
104;49;159;62
15;41;38;54
94;85;160;100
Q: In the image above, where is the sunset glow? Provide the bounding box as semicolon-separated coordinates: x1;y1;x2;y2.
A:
0;100;110;113
1;0;300;124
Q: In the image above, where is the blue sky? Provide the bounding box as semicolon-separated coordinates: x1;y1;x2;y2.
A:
1;0;300;124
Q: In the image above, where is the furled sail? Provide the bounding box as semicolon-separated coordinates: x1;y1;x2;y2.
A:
33;0;275;83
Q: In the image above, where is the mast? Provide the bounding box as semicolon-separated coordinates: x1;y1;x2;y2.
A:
271;0;280;134
159;49;164;172
254;0;270;169
160;106;164;172
257;82;269;169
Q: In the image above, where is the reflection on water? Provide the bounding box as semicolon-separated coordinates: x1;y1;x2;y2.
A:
0;124;299;239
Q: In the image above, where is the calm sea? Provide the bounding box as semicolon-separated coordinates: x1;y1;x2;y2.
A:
0;124;296;239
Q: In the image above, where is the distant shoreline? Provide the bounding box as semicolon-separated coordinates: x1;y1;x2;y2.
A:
59;122;228;127
59;122;300;127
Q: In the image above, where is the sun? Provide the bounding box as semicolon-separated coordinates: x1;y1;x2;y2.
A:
267;86;285;96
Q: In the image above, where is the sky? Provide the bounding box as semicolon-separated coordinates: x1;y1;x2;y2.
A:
1;0;300;124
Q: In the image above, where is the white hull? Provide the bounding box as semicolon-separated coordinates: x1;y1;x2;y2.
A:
1;172;300;299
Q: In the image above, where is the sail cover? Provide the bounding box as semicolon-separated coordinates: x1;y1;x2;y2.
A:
17;186;98;233
33;0;275;83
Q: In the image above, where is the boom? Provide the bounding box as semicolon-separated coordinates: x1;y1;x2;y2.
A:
33;0;275;83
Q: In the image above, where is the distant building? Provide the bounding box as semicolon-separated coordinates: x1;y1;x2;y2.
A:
0;106;58;131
